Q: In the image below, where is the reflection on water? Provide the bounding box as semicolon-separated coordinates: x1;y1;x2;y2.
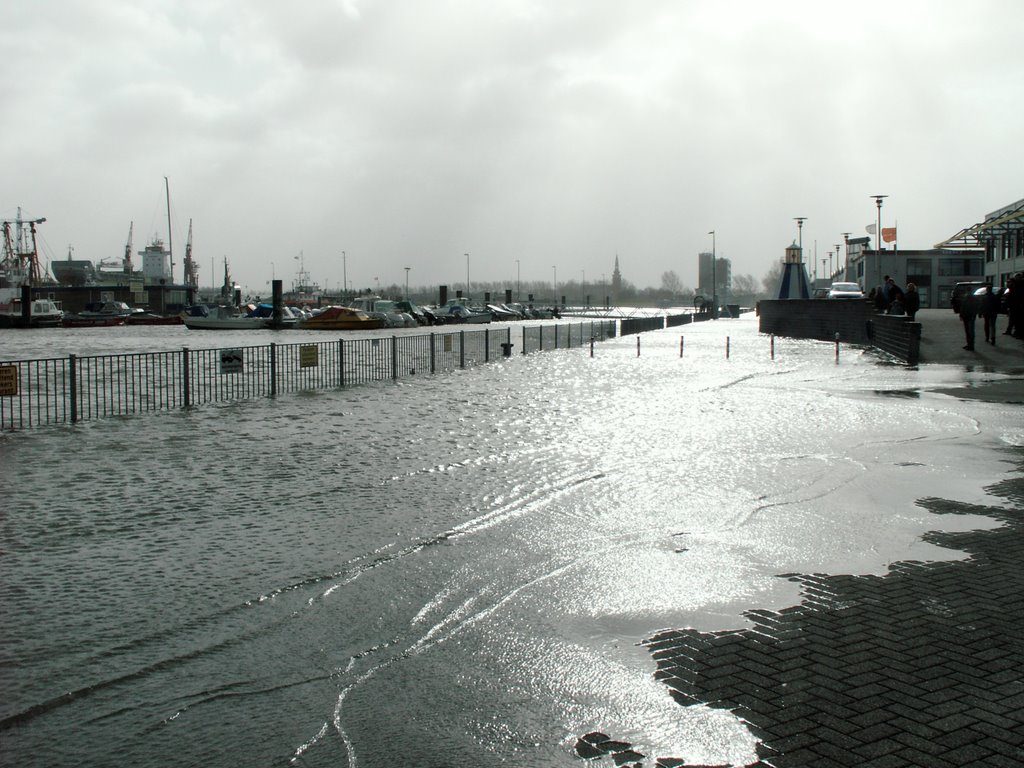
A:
0;316;1017;767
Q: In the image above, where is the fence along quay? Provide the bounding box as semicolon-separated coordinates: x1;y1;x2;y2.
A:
0;320;617;432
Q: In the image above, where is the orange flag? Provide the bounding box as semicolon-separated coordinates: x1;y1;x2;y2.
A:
882;227;897;243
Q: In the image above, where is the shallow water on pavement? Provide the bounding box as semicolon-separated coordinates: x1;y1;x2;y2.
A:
1;316;1020;767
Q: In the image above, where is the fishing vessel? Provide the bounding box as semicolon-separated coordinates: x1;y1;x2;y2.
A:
0;210;64;328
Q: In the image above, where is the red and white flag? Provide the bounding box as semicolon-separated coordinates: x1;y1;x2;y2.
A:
882;227;897;243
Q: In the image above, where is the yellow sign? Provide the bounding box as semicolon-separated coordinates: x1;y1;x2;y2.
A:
299;345;319;368
0;365;18;397
443;336;453;352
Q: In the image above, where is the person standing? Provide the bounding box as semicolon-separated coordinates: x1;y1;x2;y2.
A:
959;287;979;351
904;282;920;320
980;285;1000;345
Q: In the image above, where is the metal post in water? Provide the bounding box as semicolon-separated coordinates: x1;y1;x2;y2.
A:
69;354;78;424
182;347;191;407
637;336;640;357
590;337;594;357
771;334;775;360
680;336;684;358
270;342;277;397
726;336;730;359
835;332;840;364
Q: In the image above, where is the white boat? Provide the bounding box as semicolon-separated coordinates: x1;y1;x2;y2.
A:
182;304;298;330
0;294;64;328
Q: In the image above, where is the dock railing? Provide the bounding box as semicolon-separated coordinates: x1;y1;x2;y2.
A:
0;320;616;431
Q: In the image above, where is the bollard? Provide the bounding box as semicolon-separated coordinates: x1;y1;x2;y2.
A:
835;332;840;364
680;336;684;358
726;336;730;359
637;336;641;357
770;334;775;360
590;337;594;357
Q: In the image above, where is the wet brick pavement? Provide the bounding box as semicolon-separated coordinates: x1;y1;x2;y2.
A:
577;459;1024;767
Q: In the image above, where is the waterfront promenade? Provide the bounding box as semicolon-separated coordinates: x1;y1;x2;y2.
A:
583;309;1024;767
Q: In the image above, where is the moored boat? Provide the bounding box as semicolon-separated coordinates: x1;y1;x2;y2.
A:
0;296;64;328
298;305;387;331
61;301;132;328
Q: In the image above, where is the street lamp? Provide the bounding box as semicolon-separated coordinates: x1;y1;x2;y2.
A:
794;217;807;253
342;250;347;296
581;269;585;306
833;244;841;280
404;266;410;299
708;230;717;319
515;259;520;301
552;265;557;305
465;252;470;297
870;195;887;289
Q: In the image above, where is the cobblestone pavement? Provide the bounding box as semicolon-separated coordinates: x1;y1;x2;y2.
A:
576;456;1024;767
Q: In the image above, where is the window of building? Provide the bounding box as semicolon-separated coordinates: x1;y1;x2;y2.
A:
938;258;983;276
906;259;931;277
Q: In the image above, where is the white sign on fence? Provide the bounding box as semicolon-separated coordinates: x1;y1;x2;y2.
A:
220;348;244;374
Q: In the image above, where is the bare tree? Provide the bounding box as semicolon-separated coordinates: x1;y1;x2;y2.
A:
761;261;783;296
660;270;683;295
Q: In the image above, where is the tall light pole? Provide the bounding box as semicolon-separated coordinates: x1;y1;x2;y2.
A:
833;244;841;280
794;217;807;253
515;259;520;300
552;265;557;305
465;253;470;297
342;251;347;296
581;269;585;306
404;266;410;299
870;195;887;289
841;232;852;287
708;230;717;319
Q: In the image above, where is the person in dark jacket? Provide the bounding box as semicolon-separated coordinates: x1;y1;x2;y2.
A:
980;285;1001;344
959;288;979;351
903;282;920;320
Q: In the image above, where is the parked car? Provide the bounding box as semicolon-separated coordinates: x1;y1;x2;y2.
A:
973;285;1008;314
951;281;987;313
827;282;865;299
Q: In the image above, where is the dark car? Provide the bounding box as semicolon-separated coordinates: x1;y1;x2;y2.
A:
950;281;986;313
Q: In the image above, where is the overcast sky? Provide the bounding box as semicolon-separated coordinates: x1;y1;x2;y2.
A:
3;0;1022;296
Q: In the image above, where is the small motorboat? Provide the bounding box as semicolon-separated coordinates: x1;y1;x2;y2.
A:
298;305;387;331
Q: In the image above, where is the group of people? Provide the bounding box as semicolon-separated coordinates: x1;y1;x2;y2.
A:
956;272;1022;351
869;276;921;319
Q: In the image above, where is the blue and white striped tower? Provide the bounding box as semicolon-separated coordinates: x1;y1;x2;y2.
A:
774;241;811;299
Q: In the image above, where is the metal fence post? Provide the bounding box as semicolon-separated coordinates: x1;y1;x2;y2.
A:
392;335;398;380
270;342;277;397
485;328;490;363
460;330;466;369
430;333;436;374
339;339;345;387
68;354;78;424
182;347;191;408
522;325;526;355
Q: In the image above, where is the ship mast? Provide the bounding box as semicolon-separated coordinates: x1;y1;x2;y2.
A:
1;209;46;286
164;176;173;283
183;219;197;289
124;222;134;274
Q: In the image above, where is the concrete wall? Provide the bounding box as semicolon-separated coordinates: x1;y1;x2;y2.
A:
758;299;920;365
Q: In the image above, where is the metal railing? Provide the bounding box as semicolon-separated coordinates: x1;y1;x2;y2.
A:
1;320;616;431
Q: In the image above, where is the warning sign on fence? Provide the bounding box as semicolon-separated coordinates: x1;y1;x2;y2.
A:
220;348;244;374
299;345;319;368
0;365;18;397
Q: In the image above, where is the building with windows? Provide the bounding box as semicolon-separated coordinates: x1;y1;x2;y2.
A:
845;238;982;309
935;197;1024;289
697;251;731;300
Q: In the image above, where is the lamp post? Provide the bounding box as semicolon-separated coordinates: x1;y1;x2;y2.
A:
465;252;470;298
515;259;520;300
794;217;807;253
870;195;887;289
708;230;717;319
552;265;557;305
342;251;347;296
581;269;585;306
833;244;841;280
404;266;410;299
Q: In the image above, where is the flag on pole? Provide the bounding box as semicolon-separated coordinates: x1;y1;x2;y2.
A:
866;223;877;235
882;227;897;243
